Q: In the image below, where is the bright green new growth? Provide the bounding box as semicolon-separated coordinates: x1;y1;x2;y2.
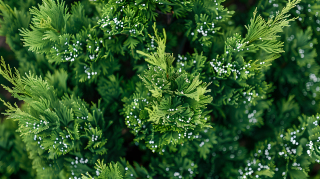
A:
0;57;113;178
137;24;170;72
20;0;70;53
207;0;300;107
82;160;123;179
244;0;300;53
123;23;213;152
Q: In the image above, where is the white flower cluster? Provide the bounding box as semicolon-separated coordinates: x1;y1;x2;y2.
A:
194;22;215;37
52;38;81;62
99;15;140;36
246;109;258;123
84;65;98;79
33;134;45;150
69;157;89;179
91;134;99;142
306;141;314;157
88;40;102;60
209;57;258;79
126;97;148;129
25;120;49;129
53;135;69;153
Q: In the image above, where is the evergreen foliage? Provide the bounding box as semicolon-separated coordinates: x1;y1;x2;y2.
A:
0;0;320;178
123;23;212;152
0;118;35;179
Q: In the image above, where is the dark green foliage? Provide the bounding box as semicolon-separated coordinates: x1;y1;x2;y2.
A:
0;0;320;178
0;118;35;179
0;57;125;178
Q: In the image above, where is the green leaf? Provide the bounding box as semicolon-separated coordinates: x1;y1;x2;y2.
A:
255;169;275;177
124;36;140;50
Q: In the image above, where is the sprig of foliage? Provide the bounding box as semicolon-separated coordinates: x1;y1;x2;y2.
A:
123;24;212;152
0;57;124;178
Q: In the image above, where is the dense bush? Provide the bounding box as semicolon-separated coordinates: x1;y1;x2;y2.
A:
1;0;320;178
